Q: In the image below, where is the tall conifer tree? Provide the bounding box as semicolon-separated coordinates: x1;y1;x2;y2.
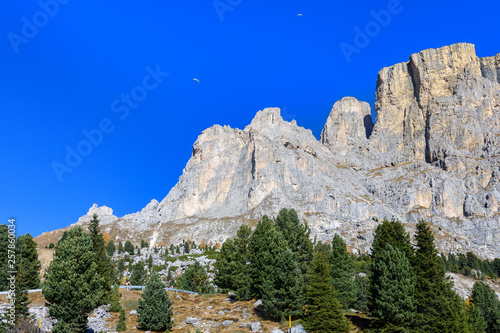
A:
16;233;41;289
88;214;113;304
274;208;314;275
412;220;468;332
371;244;416;329
42;227;105;332
249;215;275;299
261;232;304;320
371;218;413;261
233;224;252;300
304;250;350;333
214;225;253;300
250;218;304;320
329;234;356;309
137;271;173;331
471;281;500;333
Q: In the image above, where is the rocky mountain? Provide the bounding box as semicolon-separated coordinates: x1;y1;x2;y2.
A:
36;43;500;259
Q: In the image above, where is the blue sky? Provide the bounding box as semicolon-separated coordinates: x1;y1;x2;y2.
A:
1;0;499;237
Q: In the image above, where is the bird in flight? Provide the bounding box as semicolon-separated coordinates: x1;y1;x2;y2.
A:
193;78;200;83
297;13;302;17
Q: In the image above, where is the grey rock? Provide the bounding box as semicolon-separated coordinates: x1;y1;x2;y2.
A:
68;43;500;259
291;324;306;333
272;329;284;333
129;310;137;315
222;320;233;326
87;305;111;333
186;316;200;327
27;306;56;332
250;321;262;332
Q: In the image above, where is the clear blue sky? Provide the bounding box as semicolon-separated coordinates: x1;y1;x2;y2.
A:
1;0;499;237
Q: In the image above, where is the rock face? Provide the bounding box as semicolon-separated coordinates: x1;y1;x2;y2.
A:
62;43;500;259
77;203;118;226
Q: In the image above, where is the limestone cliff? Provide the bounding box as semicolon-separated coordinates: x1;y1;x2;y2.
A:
39;43;500;259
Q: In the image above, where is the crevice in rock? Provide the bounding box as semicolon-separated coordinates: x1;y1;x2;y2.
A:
407;60;421;106
250;146;256;180
424;107;432;164
363;114;373;139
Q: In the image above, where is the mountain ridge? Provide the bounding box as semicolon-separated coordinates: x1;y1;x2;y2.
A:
35;43;500;259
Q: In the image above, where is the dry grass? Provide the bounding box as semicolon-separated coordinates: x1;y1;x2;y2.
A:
0;290;369;332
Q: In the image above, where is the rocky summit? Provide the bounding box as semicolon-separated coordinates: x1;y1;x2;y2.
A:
38;43;500;259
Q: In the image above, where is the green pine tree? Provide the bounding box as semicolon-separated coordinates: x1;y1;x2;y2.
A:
42;226;105;332
137;271;174;331
15;233;41;289
353;274;370;313
304;250;350;333
57;230;69;245
184;241;190;254
471;281;500;333
117;259;125;276
250;218;304;320
116;306;126;332
148;254;153;271
466;302;487;333
233;225;252;300
214;238;238;290
329;234;356;309
371;244;416;329
107;240;116;256
118;241;123;254
13;257;30;323
274;208;314;275
88;214;114;304
412;220;469;333
124;240;134;255
371;218;414;261
214;225;252;300
130;261;146;285
249;215;275;298
177;261;213;294
141;239;148;249
109;284;122;312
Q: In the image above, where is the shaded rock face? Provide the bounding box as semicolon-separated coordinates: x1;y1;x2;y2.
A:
69;43;500;259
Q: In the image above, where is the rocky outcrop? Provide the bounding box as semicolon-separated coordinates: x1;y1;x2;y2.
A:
53;43;500;259
321;97;373;158
76;203;118;226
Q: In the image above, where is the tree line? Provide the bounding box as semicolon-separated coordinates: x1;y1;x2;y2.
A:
1;210;500;332
0;215;174;332
214;211;500;333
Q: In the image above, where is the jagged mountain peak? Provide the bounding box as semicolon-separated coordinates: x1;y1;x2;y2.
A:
37;43;500;259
